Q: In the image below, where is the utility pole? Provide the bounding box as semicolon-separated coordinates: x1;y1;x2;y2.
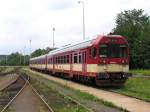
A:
53;27;55;48
78;1;85;40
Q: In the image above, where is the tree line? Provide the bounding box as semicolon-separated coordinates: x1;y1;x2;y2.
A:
113;9;150;69
0;52;29;66
0;47;54;66
0;9;150;69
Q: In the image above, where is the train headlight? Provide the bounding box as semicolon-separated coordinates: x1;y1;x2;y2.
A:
99;59;106;64
122;59;128;64
122;60;124;63
103;60;106;64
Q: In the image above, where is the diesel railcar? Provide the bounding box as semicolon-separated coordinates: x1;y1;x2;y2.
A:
30;35;130;86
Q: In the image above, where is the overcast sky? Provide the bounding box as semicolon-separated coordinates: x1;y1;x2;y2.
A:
0;0;150;55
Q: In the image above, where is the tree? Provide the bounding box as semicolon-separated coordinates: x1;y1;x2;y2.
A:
0;47;55;66
31;47;55;58
0;52;30;66
113;9;150;69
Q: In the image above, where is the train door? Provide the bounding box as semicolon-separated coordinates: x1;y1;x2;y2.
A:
82;51;87;75
53;56;55;74
70;53;73;77
45;56;47;71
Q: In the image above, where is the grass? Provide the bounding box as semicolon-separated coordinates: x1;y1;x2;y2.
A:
110;77;150;102
130;69;150;76
74;89;128;111
1;67;149;110
30;76;89;112
0;66;16;74
20;68;128;112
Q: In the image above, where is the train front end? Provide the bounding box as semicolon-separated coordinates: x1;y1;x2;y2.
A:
94;35;130;86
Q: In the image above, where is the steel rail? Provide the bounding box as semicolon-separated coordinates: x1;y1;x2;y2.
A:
130;74;150;78
1;74;54;112
0;73;19;91
56;89;94;112
25;79;54;112
1;77;27;112
25;74;92;112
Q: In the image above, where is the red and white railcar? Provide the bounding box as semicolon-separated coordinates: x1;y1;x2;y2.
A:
30;35;130;86
30;54;47;71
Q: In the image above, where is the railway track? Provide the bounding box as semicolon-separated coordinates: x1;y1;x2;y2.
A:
53;86;94;112
30;77;94;112
130;74;150;78
0;74;54;112
0;74;19;91
0;75;25;111
32;71;150;112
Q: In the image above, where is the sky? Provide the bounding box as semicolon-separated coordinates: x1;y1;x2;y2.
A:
0;0;150;55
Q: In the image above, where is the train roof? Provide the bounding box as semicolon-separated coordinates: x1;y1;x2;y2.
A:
47;37;96;56
30;37;96;61
30;35;125;60
30;54;47;61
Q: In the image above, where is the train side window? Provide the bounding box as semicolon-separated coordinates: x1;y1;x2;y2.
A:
74;54;78;63
61;56;63;64
58;56;59;64
63;56;65;64
60;56;63;64
48;59;50;64
79;55;82;63
59;56;61;64
58;57;59;64
55;57;57;64
50;58;52;64
56;57;58;64
62;56;64;64
57;57;58;64
99;44;107;57
71;54;72;63
91;47;97;58
54;57;56;64
53;57;54;64
67;55;69;63
64;56;66;64
89;49;91;55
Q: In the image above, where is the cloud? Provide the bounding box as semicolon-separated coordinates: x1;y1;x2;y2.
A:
47;0;75;11
0;0;150;54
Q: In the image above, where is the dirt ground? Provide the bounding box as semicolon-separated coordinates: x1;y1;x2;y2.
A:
9;83;51;112
30;70;150;112
0;74;19;91
27;70;124;112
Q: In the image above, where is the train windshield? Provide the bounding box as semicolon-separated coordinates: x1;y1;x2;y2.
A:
99;44;127;58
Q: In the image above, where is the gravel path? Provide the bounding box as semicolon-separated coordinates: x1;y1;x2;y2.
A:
10;83;51;112
35;71;150;112
0;74;19;91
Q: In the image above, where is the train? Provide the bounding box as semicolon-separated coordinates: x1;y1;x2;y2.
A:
30;34;130;86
